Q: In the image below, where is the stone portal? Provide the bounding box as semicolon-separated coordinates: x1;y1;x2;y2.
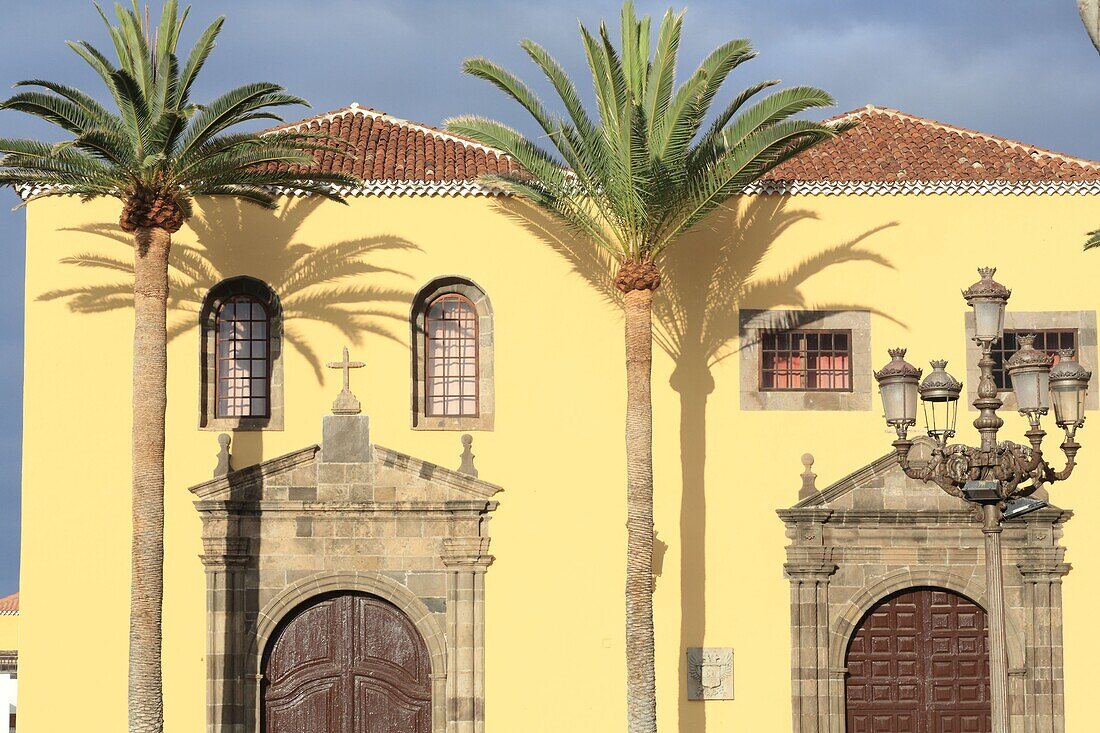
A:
778;442;1070;733
191;365;501;733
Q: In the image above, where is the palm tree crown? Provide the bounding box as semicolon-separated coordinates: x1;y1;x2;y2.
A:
0;0;356;231
447;3;852;279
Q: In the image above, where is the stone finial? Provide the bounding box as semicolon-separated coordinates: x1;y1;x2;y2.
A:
799;453;818;500
214;433;233;478
458;434;478;477
326;346;366;415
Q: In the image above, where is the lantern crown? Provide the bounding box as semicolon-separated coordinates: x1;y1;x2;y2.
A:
1050;350;1092;382
874;348;922;381
962;266;1012;303
1005;334;1054;371
919;360;962;401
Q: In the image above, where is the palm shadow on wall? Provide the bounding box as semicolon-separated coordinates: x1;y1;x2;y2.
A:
39;196;418;467
41;196;418;380
498;195;898;731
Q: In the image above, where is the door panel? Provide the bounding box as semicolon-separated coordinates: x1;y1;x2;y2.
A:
845;587;991;733
263;593;432;733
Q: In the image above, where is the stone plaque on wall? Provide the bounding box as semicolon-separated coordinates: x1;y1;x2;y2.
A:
686;647;733;700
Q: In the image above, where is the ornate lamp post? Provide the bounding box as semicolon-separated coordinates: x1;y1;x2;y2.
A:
873;267;1090;733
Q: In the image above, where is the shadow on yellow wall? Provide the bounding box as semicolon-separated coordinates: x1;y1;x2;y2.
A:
498;194;898;730
38;197;418;380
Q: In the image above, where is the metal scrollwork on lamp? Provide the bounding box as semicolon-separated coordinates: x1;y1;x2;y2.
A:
872;266;1091;733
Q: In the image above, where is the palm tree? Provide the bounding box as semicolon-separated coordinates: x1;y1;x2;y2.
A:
0;3;358;731
447;4;849;731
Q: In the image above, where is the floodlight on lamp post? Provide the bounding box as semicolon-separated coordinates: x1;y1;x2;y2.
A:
873;267;1089;733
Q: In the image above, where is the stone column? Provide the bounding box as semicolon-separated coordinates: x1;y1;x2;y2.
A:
198;514;250;733
442;537;493;733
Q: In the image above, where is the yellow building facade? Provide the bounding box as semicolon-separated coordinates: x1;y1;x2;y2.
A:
15;104;1100;732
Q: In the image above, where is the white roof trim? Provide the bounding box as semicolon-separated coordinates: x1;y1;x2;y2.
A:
745;179;1100;196
18;178;1100;202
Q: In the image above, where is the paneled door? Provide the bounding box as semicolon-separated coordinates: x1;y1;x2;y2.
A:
846;587;991;733
263;593;432;733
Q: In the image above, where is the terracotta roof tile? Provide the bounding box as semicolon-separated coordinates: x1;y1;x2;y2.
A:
0;592;17;614
765;105;1100;183
264;103;522;184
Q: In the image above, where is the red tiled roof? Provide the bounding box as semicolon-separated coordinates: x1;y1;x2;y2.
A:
266;103;523;183
0;593;17;614
259;102;1100;197
765;105;1100;183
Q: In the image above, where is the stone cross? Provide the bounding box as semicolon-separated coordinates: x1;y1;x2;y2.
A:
326;346;366;415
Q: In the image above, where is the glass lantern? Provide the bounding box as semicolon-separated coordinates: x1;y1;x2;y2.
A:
962;267;1011;343
1049;349;1092;429
874;348;922;433
1005;334;1053;414
919;359;962;440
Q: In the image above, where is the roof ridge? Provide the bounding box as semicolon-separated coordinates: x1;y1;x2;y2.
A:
270;102;512;159
828;104;1100;170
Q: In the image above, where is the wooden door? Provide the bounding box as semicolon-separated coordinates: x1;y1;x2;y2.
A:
263;593;432;733
845;587;991;733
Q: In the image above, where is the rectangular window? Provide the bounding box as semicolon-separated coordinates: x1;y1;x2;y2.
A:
759;329;852;392
992;329;1077;391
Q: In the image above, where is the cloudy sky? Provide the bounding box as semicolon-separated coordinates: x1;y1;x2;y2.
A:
0;0;1097;594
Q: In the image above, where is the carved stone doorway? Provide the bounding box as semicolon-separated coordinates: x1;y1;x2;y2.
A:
262;593;432;733
845;587;991;733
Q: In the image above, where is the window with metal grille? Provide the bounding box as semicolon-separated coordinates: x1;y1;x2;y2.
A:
215;294;270;418
425;293;479;417
759;329;852;391
992;329;1077;390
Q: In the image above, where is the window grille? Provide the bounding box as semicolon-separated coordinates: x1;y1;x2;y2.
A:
992;329;1077;391
760;329;852;391
425;294;479;417
215;294;270;418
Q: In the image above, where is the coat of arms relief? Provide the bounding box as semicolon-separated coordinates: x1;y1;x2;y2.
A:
686;647;734;700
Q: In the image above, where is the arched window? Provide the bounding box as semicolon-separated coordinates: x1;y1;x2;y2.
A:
412;277;493;431
215;294;270;418
201;277;284;430
425;294;479;417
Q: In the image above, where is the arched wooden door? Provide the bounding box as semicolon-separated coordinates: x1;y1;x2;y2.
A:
263;592;432;733
845;587;991;733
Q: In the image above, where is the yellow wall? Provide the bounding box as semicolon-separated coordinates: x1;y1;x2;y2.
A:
0;614;15;652
17;192;1100;732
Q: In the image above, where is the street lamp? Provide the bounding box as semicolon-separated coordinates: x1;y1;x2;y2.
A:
873;267;1090;733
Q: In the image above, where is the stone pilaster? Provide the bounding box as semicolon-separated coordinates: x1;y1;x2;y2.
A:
442;537;493;733
1017;515;1072;733
783;508;836;733
199;517;250;733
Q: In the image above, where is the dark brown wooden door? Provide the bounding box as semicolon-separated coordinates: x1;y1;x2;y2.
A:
846;587;991;733
263;593;432;733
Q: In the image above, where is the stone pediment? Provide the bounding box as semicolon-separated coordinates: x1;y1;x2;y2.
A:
778;433;1069;526
783;443;974;518
189;417;503;506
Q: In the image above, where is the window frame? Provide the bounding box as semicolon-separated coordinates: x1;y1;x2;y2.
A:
757;327;855;394
424;292;481;419
411;276;494;431
199;276;284;431
963;310;1097;413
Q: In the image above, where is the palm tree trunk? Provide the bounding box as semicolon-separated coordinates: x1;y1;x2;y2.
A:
624;286;657;733
129;226;170;733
